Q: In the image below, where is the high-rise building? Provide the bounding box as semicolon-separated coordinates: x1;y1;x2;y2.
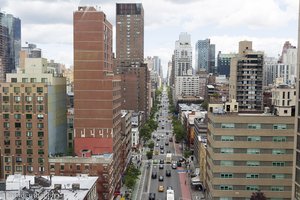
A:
229;41;264;112
174;32;193;77
0;57;67;179
217;51;236;77
292;3;300;199
19;43;42;71
73;6;122;198
0;12;21;82
206;99;295;200
116;3;144;67
195;39;215;73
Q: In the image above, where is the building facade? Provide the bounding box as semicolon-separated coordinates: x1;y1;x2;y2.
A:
73;6;122;199
229;41;264;112
0;12;21;82
0;57;66;179
116;3;144;67
217;51;236;77
195;39;215;73
206;109;294;200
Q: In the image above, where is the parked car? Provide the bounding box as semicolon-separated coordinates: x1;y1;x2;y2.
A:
159;159;164;164
166;170;171;177
149;193;156;200
159;175;164;181
159;164;164;169
158;185;164;192
171;163;177;169
152;172;157;179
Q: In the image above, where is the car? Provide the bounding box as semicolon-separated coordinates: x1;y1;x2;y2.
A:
159;164;164;169
156;143;159;147
160;145;164;150
153;159;158;164
162;127;164;129
177;161;182;167
167;186;173;190
166;150;171;153
165;142;169;146
149;193;156;200
158;175;164;181
160;149;164;154
156;138;160;141
179;157;185;162
166;132;169;135
171;163;177;169
152;172;157;179
159;159;164;164
169;137;173;142
158;185;164;192
166;170;171;177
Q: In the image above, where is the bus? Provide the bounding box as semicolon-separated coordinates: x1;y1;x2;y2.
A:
166;153;172;163
166;189;174;200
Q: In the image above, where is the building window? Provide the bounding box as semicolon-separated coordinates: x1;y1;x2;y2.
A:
246;185;259;191
41;78;48;83
26;131;33;137
37;105;44;112
30;78;36;83
38;149;44;155
37;123;44;128
60;165;64;170
221;123;235;128
4;149;10;154
221;136;234;141
247;124;261;129
14;96;21;102
25;96;32;102
22;78;28;83
15;140;21;146
2;105;9;112
4;131;10;137
37;96;44;102
220;161;234;166
14;105;21;111
14;114;21;119
38;158;44;163
15;131;21;137
38;131;44;137
221;148;233;154
247;149;260;154
272;149;286;155
39;167;45;172
273;136;286;142
4;122;10;128
247;136;261;141
26;114;32;119
27;166;33;172
27;140;32;146
2;87;9;93
14;87;20;93
3;114;9;119
16;157;22;162
246;174;259;178
25;105;33;111
271;186;284;191
272;162;285;167
2;96;9;102
27;149;33;154
38;140;44;146
220;185;233;190
5;166;11;171
273;124;287;130
37;87;43;93
4;157;11;162
25;87;32;93
26;122;32;129
16;149;22;154
247;161;260;166
27;158;33;163
272;174;285;179
4;139;10;145
220;173;233;178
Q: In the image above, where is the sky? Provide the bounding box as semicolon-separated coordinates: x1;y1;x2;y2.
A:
0;0;298;77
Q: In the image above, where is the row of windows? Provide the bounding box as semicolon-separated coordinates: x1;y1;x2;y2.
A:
3;122;44;128
3;86;44;93
219;136;287;142
3;114;44;120
221;123;288;130
2;96;44;102
4;140;44;146
219;185;285;191
4;166;45;172
4;157;44;163
219;148;288;155
2;105;44;112
3;148;44;155
220;160;287;167
10;78;48;83
4;131;44;137
219;173;285;179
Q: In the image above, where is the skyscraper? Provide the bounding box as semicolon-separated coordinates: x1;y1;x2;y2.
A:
0;12;21;82
174;32;193;77
217;51;236;77
116;3;144;67
292;3;300;199
229;41;264;112
73;6;122;196
195;39;215;73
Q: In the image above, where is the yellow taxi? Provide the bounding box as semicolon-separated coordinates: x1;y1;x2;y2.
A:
158;185;164;192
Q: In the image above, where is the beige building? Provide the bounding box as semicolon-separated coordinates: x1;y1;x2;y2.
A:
271;84;296;116
206;103;294;200
0;57;67;179
229;41;264;112
293;2;300;199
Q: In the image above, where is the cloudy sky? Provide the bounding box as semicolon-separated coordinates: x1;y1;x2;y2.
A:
1;0;298;77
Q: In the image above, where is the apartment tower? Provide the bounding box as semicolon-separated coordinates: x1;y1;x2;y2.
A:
229;41;264;112
292;2;300;199
73;6;122;198
116;3;144;67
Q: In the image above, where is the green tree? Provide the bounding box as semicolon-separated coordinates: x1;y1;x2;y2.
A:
146;151;153;159
201;100;208;111
148;141;154;149
183;150;192;159
250;190;267;200
124;164;141;189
